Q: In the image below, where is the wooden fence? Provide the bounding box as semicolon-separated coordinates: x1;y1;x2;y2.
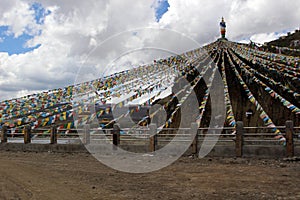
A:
0;121;299;157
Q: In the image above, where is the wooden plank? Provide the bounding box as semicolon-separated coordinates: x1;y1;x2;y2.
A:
235;121;244;157
1;126;8;143
286;121;294;157
149;124;157;152
190;123;198;154
24;126;31;144
50;126;57;144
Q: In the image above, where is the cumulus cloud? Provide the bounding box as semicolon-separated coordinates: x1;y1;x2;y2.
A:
249;32;287;44
0;0;299;100
226;0;299;41
158;0;300;43
0;0;41;37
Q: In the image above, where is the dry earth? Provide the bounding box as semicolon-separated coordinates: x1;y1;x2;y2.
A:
0;151;299;200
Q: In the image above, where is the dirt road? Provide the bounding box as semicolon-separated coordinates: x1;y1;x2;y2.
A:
0;151;299;200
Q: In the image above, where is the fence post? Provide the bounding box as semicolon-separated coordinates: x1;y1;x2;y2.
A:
23;125;31;144
235;121;244;157
83;124;90;145
1;126;8;143
113;123;120;150
149;124;157;152
50;125;57;144
285;121;294;157
190;123;198;154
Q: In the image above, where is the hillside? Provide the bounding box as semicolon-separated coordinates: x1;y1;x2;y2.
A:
0;38;299;139
264;30;300;56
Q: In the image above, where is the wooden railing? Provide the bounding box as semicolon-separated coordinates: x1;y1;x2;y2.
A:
0;121;299;157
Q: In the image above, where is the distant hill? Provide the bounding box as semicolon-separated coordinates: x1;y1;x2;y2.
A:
264;30;300;56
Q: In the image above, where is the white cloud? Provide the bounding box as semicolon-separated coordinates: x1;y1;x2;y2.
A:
0;0;41;37
0;0;299;100
238;39;250;44
226;0;299;40
158;0;300;43
249;32;287;44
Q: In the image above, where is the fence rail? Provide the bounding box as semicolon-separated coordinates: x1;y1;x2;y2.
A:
1;121;299;157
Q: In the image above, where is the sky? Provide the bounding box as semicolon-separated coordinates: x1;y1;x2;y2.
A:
0;0;299;101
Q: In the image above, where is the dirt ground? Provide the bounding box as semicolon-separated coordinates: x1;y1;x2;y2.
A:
0;151;299;200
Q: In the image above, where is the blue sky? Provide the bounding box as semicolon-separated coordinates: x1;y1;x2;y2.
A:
0;1;171;55
0;26;41;55
154;0;170;22
0;3;48;55
30;2;50;25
